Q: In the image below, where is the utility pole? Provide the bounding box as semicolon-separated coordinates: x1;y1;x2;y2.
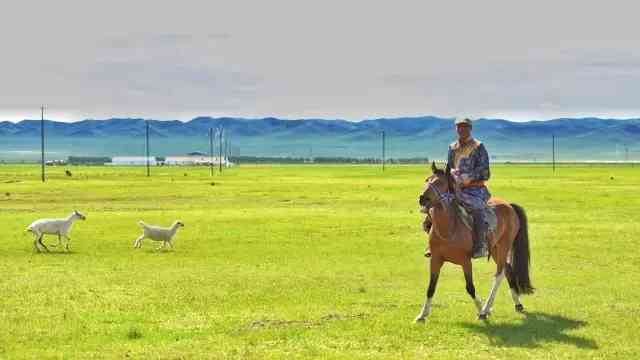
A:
40;106;45;182
552;134;555;173
225;133;230;165
625;146;629;162
209;128;214;176
219;127;223;173
145;120;150;177
382;130;386;172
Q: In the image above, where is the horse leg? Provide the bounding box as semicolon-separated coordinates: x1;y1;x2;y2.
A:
505;263;524;312
462;261;483;314
415;257;443;322
64;235;71;252
479;266;505;319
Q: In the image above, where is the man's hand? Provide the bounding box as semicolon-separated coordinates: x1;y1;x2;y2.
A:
450;169;461;184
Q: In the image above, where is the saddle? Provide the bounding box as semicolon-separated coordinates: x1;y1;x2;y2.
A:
455;202;497;233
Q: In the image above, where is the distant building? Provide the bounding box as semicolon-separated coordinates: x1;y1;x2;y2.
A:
109;156;157;166
68;156;111;165
164;155;232;166
46;159;67;166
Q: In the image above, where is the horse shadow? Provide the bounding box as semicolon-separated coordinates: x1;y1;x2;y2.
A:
458;311;598;349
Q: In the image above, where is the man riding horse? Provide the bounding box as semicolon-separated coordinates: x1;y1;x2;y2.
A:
424;116;491;258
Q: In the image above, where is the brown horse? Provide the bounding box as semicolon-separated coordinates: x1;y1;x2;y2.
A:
415;162;533;322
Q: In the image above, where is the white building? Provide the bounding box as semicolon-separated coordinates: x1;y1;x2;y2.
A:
164;155;232;166
109;156;157;166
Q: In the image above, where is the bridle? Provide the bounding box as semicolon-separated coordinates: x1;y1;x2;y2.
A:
424;176;450;207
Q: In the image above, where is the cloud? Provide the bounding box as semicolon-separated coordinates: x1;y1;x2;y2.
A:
2;0;640;121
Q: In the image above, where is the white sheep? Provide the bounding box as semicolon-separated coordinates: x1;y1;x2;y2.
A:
134;220;184;250
26;210;86;252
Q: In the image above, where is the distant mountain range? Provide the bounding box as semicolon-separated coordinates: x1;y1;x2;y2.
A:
1;116;639;161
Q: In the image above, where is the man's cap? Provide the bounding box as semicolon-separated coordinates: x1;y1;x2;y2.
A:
455;117;473;126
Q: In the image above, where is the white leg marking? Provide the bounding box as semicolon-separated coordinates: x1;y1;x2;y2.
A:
480;271;505;317
415;298;432;322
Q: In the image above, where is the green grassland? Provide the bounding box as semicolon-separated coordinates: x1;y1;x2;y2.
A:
0;164;638;359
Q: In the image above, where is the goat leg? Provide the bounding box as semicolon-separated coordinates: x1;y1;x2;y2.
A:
33;235;41;253
38;235;49;252
50;234;60;247
134;235;144;248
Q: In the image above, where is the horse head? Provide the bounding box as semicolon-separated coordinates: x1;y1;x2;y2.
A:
418;161;450;212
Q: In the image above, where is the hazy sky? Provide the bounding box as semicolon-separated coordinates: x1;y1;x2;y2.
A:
2;0;639;122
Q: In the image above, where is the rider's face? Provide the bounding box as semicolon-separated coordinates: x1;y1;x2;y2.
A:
456;124;472;141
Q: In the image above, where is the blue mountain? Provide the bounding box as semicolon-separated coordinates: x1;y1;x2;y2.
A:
1;116;639;161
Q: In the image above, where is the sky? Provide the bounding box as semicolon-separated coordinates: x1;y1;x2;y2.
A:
1;0;639;122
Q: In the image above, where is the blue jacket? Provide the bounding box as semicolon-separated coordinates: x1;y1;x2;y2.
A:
445;138;491;183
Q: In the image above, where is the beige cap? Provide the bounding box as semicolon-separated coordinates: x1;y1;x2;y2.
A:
455;117;473;126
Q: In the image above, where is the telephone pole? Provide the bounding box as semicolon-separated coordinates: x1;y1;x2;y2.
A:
209;128;214;176
219;127;224;173
40;106;45;182
625;146;629;162
381;131;386;172
145;121;150;177
552;134;556;173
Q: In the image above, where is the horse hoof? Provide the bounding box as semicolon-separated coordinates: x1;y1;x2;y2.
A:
515;304;524;313
478;313;488;320
415;317;426;323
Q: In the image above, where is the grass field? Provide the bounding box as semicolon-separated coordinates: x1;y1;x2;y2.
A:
1;164;638;359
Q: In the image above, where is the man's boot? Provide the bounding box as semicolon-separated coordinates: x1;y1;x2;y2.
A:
471;210;488;258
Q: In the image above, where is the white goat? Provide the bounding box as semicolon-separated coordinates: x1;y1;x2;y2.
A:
26;210;86;252
134;220;184;250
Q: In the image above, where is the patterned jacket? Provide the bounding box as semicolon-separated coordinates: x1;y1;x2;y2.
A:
445;138;491;186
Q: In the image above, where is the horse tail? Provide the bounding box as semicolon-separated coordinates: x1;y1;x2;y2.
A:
510;203;534;295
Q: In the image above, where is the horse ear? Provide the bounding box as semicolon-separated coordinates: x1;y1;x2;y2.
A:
431;161;438;173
